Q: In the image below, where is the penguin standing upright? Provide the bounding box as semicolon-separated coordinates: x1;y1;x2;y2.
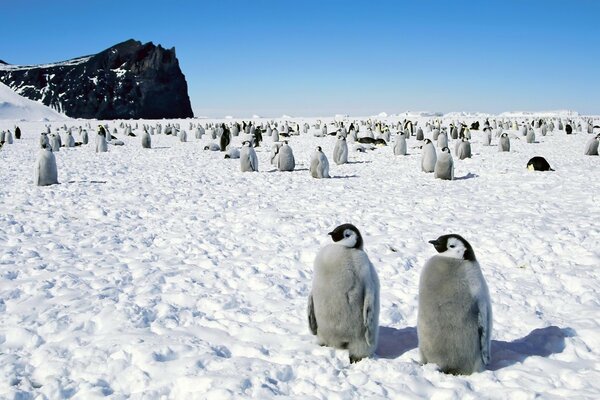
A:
437;132;448;149
220;125;231;151
141;129;152;149
333;135;349;165
39;132;49;149
584;134;600;156
393;133;407;156
308;224;380;363
434;147;454;180
456;139;472;160
277;142;295;171
418;234;492;375
270;143;283;166
310;146;330;179
34;145;59;186
421;139;437;173
482;127;492;146
239;141;258;172
526;129;535;144
96;126;108;153
14;126;21;140
499;133;510;152
50;133;60;152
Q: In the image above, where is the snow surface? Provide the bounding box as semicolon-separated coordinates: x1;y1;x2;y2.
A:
0;56;92;71
0;116;599;399
0;82;67;121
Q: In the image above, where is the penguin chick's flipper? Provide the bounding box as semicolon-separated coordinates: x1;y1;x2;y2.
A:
308;294;318;335
363;285;377;347
477;300;492;365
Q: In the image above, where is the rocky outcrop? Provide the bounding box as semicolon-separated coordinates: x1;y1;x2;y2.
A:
0;39;194;119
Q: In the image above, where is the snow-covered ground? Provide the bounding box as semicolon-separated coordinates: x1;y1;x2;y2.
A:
0;116;599;399
0;82;66;122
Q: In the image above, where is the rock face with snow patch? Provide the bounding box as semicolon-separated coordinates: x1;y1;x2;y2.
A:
0;39;194;120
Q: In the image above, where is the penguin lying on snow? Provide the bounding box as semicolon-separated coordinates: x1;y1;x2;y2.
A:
527;156;554;171
418;234;492;375
308;224;380;363
358;137;387;146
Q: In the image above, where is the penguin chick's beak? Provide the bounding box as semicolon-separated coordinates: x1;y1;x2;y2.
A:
328;232;333;236
428;239;439;246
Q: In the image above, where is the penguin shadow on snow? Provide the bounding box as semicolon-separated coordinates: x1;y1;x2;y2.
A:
375;326;418;359
488;325;575;371
453;172;479;180
66;180;108;184
346;160;372;165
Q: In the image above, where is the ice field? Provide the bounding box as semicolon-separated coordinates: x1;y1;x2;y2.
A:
1;115;600;399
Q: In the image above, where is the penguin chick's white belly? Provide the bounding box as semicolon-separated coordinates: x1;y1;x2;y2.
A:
418;255;489;374
312;244;371;347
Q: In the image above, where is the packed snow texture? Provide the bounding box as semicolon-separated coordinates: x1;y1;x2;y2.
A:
0;116;599;399
0;82;66;121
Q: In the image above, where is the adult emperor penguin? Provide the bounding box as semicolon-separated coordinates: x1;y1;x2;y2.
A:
418;234;492;375
434;147;454;180
310;146;330;178
220;125;231;151
240;141;258;172
96;125;108;153
277;141;295;171
141;129;152;149
421;139;437;173
308;224;380;363
333;135;349;165
482;127;492;146
393;132;407;156
527;156;554;171
34;144;59;186
584;134;600;156
499;133;510;152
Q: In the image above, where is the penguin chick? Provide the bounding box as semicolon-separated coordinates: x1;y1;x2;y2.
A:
308;224;380;363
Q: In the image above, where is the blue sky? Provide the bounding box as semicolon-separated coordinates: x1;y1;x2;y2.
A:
1;0;599;117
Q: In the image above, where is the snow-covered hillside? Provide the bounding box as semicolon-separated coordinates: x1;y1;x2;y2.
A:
0;116;599;399
0;82;66;121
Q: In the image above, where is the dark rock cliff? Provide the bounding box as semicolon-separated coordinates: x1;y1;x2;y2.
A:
0;39;194;119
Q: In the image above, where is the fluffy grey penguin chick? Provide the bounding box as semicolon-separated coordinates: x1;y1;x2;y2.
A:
418;234;492;375
308;224;380;363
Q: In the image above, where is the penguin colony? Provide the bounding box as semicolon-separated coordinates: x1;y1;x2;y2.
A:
4;114;597;374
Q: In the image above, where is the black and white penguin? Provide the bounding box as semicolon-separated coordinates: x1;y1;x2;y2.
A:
277;142;295;171
240;141;258;172
393;133;407;156
434;147;454;180
333;135;349;165
34;144;59;186
421;139;437;173
418;234;492;375
141;129;152;149
309;146;330;179
308;224;380;363
527;156;554;171
499;133;510;152
96;126;108;153
220;125;231;151
14;126;21;140
456;139;472;160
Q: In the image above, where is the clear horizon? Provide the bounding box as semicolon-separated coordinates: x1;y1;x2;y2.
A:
1;0;599;117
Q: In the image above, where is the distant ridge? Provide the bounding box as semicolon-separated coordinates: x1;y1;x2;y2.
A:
0;39;194;119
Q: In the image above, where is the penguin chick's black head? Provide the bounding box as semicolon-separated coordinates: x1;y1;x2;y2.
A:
428;234;476;261
328;223;363;250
